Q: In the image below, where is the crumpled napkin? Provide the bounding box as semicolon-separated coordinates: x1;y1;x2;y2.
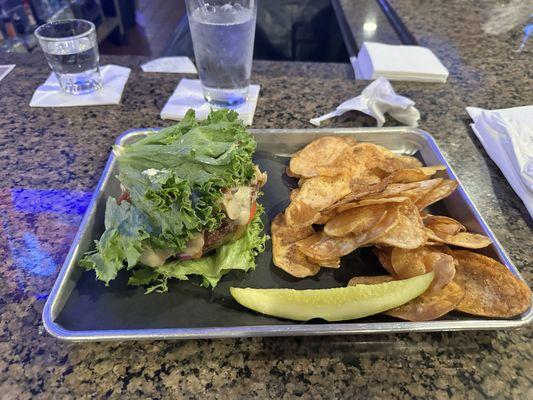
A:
160;78;260;125
466;105;533;216
310;77;420;127
141;57;198;74
29;64;131;107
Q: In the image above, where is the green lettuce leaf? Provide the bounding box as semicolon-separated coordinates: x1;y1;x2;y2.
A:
115;109;256;253
79;197;151;284
131;210;267;292
128;267;160;286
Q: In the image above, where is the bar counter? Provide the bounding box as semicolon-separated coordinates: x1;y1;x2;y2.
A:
0;2;531;396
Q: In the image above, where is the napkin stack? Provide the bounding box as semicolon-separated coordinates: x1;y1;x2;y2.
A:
352;42;449;83
310;77;420;127
161;79;260;126
141;57;198;74
466;105;533;217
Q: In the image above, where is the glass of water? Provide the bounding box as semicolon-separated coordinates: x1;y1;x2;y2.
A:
186;0;257;106
35;19;102;95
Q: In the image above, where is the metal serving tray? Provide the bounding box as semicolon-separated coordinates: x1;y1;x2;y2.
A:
43;127;532;341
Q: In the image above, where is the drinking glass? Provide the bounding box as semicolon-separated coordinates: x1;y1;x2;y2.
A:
35;19;102;95
186;0;257;106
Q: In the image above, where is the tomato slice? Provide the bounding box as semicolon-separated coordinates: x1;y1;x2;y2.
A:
248;202;257;224
117;190;131;205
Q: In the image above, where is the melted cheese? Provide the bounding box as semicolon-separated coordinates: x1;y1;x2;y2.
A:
182;232;205;259
222;186;254;225
139;247;174;268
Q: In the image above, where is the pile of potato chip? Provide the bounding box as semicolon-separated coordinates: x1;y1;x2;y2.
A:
272;136;531;321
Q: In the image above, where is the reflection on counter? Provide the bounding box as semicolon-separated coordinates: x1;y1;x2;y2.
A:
1;188;91;288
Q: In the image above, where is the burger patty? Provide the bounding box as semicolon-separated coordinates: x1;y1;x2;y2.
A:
202;185;257;254
122;182;256;260
202;219;244;254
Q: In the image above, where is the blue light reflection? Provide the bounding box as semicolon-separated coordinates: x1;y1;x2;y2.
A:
11;188;92;215
10;233;57;277
3;188;92;296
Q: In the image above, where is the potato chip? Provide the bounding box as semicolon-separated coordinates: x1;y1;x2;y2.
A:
326;175;393;212
316;142;414;180
334;196;408;214
390;247;429;277
449;250;531;317
289;188;300;202
324;204;388;237
385;282;464;321
299;206;400;259
314;208;339;225
373;247;395;275
390;165;446;184
298;178;308;187
390;246;456;294
426;252;457;294
426;243;453;254
436;232;492;249
352;143;408;174
374;201;426;249
423;227;441;243
444;232;492;249
285;199;320;226
306;255;341;269
424;215;466;237
301;172;354;209
271;213;320;277
341;136;359;145
396;155;423;168
297;232;365;260
286;172;352;226
424;216;491;249
355;142;397;157
286;166;301;178
295;232;322;248
348;275;395;286
363;179;443;204
351;174;383;188
415;179;458;210
289;136;355;178
313;146;362;176
367;168;391;180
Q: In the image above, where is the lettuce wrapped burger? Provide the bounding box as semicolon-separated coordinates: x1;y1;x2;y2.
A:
80;109;267;292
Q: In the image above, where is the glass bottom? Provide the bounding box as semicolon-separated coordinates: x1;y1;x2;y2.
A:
202;85;249;107
56;70;102;95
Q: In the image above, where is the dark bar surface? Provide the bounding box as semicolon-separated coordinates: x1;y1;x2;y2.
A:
333;0;407;55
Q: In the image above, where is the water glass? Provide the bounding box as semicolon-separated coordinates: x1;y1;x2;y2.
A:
35;19;102;95
186;0;258;106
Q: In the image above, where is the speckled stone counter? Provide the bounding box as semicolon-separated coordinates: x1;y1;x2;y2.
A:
0;2;532;396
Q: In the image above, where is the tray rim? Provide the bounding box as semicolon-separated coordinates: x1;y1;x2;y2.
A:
42;126;532;341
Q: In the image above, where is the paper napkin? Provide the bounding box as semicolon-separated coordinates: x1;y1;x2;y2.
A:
29;64;131;107
310;77;420;127
141;57;198;74
352;42;449;83
0;64;15;82
160;79;260;126
466;105;533;217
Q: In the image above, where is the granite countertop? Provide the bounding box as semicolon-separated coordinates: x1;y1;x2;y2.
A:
0;1;532;397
